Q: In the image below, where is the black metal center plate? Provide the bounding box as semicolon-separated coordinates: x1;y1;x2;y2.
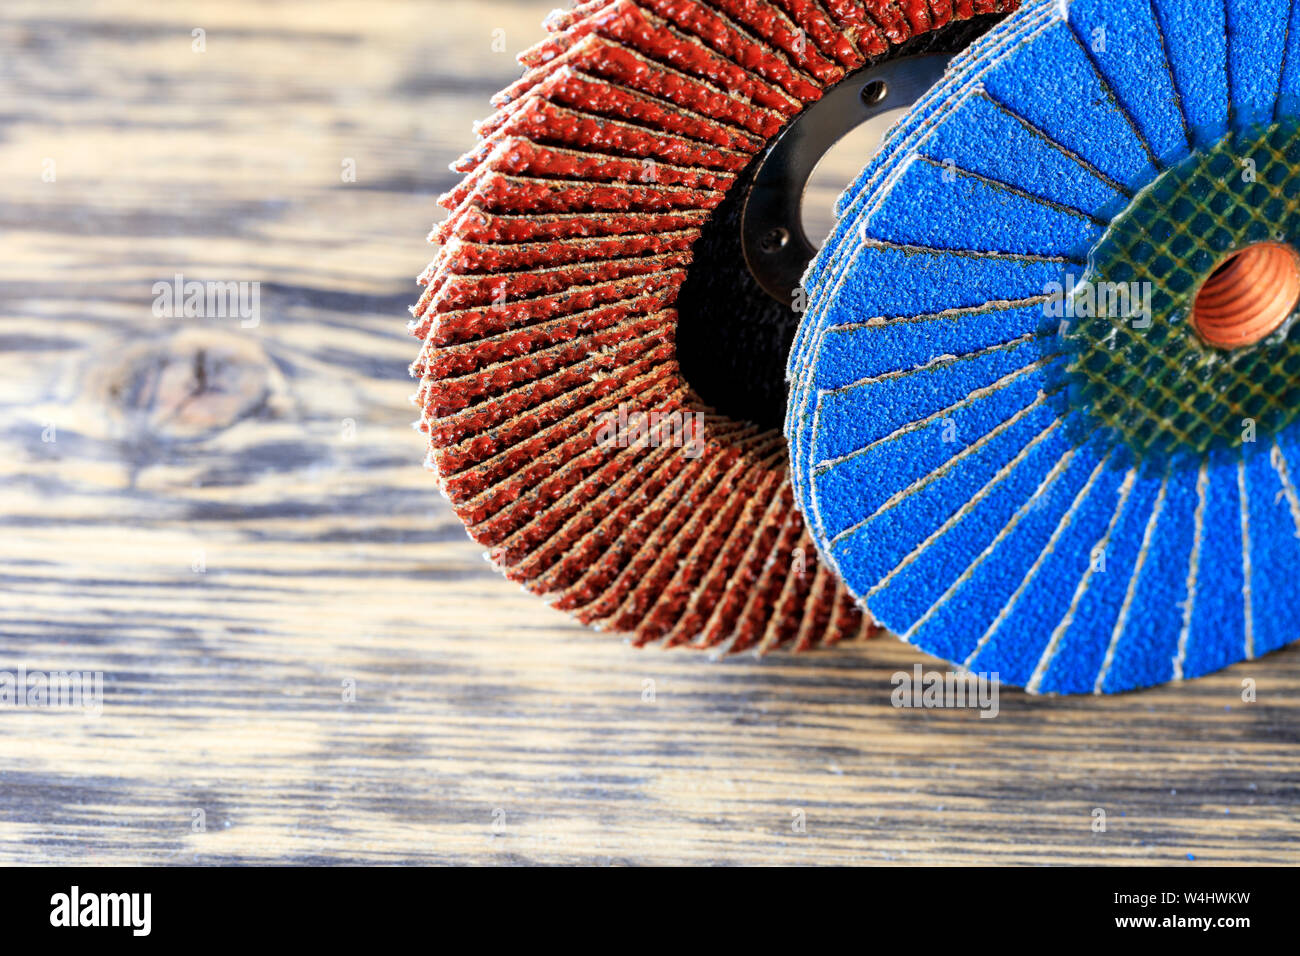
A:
740;54;953;305
673;14;1004;431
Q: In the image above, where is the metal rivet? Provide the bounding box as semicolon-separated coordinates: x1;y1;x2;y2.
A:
760;227;790;253
861;80;889;106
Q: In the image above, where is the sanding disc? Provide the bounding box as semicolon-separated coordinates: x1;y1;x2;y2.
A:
790;0;1300;690
413;1;1018;653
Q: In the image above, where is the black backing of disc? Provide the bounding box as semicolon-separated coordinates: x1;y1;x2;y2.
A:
674;13;1007;431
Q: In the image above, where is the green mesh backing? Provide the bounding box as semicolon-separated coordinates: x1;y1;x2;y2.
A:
1065;119;1300;457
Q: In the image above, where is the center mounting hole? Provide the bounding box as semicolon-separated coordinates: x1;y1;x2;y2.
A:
800;106;909;248
1191;241;1300;348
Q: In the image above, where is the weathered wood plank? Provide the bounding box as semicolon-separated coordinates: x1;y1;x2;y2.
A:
0;0;1296;865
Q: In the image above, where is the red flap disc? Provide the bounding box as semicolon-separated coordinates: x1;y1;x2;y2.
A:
411;0;1018;654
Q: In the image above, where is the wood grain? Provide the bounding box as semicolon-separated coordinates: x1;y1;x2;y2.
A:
0;0;1297;866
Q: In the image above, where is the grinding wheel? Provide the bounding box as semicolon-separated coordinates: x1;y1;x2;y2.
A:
790;0;1300;690
413;1;1018;653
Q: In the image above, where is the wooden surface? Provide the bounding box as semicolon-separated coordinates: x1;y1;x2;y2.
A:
0;0;1298;866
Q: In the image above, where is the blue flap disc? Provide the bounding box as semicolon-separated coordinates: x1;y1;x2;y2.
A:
789;0;1300;693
